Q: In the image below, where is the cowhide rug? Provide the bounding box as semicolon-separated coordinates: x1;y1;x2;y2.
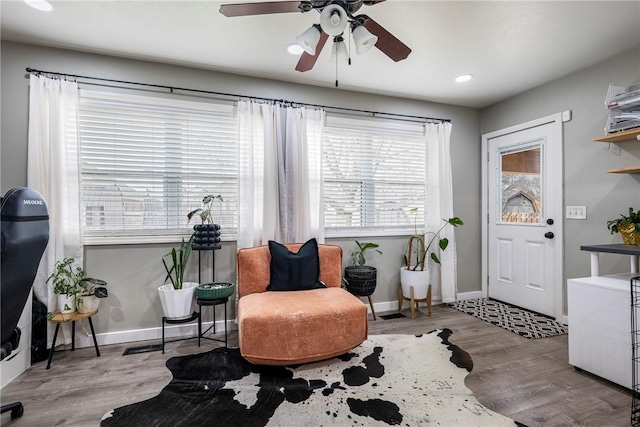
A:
102;329;523;426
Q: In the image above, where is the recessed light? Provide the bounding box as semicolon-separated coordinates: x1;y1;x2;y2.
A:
455;74;474;83
286;43;305;55
24;0;53;11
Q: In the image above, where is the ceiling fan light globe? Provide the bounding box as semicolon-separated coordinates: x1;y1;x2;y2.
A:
330;40;349;63
319;4;348;36
296;25;321;55
353;25;378;55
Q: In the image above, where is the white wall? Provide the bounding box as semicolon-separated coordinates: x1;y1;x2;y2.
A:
1;41;481;341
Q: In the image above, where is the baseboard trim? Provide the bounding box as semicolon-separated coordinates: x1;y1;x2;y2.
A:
71;292;487;349
456;291;484;301
72;319;234;350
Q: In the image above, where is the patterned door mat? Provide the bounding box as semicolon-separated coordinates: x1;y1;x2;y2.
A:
449;298;568;339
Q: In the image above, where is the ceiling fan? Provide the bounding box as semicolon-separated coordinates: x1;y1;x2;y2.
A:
219;0;412;72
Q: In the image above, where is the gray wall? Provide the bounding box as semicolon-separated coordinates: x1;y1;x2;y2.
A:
1;41;480;337
481;47;640;291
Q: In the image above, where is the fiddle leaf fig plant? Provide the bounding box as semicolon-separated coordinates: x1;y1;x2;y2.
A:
404;208;464;271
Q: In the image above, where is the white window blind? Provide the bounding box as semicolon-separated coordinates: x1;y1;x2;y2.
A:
78;90;238;243
323;115;427;236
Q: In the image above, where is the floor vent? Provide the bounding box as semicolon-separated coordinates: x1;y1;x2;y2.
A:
123;344;163;356
379;313;407;320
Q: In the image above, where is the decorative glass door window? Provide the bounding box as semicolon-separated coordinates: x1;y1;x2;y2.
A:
498;141;544;225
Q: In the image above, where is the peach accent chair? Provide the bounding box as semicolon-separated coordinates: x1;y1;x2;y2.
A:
237;243;369;365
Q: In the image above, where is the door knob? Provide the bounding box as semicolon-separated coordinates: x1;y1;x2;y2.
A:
544;232;554;239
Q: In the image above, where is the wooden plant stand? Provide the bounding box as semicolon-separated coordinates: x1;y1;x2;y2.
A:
397;282;432;319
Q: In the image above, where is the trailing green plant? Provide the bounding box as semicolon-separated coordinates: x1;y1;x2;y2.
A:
606;207;640;234
351;241;382;266
187;194;224;225
162;235;194;290
47;257;84;296
404;208;464;271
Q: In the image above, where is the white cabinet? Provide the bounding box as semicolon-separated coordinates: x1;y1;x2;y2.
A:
0;293;32;389
568;273;635;388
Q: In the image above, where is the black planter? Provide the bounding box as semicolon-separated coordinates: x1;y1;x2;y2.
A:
344;265;377;296
192;224;221;250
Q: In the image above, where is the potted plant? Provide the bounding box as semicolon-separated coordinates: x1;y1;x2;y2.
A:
343;241;382;297
400;208;464;301
159;235;198;319
187;194;223;250
47;257;108;315
47;258;82;314
607;207;640;245
77;277;108;314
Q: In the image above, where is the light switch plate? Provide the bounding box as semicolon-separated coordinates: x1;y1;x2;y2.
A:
566;206;587;220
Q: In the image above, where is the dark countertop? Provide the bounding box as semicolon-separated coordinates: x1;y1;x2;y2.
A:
581;244;640;256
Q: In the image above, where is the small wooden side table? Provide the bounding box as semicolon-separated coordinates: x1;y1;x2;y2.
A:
47;310;100;369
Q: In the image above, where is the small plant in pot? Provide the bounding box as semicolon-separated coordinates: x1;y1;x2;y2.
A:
77;277;108;314
47;257;108;316
343;241;382;297
400;208;464;305
187;194;223;250
159;235;198;319
607;207;640;246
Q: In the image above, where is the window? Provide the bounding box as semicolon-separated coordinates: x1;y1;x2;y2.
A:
78;90;238;243
322;115;427;236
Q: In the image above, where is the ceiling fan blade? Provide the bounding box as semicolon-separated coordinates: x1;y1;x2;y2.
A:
361;15;411;62
220;1;306;17
295;31;329;72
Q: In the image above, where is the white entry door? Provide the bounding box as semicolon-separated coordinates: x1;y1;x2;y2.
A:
482;115;563;320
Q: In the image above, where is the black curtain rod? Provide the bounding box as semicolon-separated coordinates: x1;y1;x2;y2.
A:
25;67;450;124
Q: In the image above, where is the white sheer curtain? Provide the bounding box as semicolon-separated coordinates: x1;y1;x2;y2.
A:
27;75;83;345
425;121;457;303
237;100;324;249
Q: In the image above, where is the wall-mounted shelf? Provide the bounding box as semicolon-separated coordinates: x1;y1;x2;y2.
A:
593;128;640;173
607;166;640;174
593;128;640;143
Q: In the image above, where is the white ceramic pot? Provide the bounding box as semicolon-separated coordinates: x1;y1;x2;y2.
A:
78;294;100;313
57;293;76;314
158;282;198;320
400;266;430;300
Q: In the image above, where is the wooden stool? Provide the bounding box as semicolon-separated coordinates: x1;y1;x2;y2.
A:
47;310;100;369
397;282;432;319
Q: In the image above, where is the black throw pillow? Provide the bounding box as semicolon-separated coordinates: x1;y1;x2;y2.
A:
267;238;326;291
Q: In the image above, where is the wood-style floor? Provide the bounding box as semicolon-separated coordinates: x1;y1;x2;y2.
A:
0;305;631;426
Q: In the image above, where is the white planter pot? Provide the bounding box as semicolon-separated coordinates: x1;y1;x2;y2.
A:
57;294;76;314
400;266;430;300
158;282;198;320
78;294;100;313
